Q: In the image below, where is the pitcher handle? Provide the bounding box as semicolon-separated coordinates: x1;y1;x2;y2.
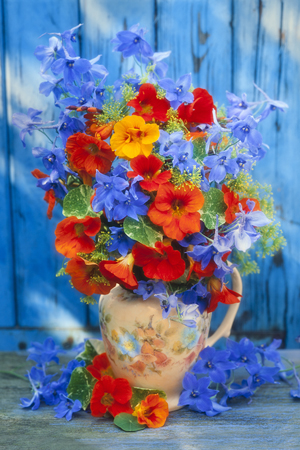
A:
205;262;243;347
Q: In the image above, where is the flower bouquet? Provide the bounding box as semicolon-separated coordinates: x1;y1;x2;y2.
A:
13;23;287;431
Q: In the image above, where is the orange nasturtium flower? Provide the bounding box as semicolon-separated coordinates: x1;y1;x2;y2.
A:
148;182;205;240
55;216;101;258
87;353;114;380
132;394;169;428
66;132;115;176
65;256;116;296
99;253;138;290
31;169;56;219
110;115;160;160
206;276;241;313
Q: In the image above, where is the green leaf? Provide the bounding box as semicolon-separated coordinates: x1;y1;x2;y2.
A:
76;339;104;366
62;185;98;219
130;387;167;409
114;413;146;432
67;367;96;410
201;187;227;229
123;215;163;247
192;138;207;164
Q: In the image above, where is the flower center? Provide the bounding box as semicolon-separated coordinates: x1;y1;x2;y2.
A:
207;361;213;369
241;355;248;363
190;390;199;398
101;392;114;407
74;223;85;237
171;198;185;216
67;61;75;68
242;126;250;133
88;143;100;155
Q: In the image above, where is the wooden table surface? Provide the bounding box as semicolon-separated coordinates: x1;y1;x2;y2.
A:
1;350;300;450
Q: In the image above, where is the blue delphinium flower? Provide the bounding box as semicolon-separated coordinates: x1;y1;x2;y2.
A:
158;130;184;156
203;147;238;183
106;227;135;257
187;217;232;275
255;339;282;365
155;293;178;319
20;367;54;410
92;171;129;221
26;337;62;369
254;83;288;121
179;232;206;248
247;363;279;389
57;111;85;146
84;55;109;83
34;36;63;73
226;337;258;367
205;401;232;416
228;200;271;252
111;23;153;58
205;109;231;153
94;81;107;109
178;373;218;412
134;280;166;300
51;49;92;87
12;108;52;147
113;186;149;221
220;378;255;406
59;81;95;108
230;115;263;150
177;303;200;328
43;24;83;57
146;51;171;83
193;347;236;383
117;332;141;358
226;91;255;119
54;397;82;421
165;140;199;174
36;170;68;200
181;282;211;314
158;73;193;109
32;144;66;179
39;74;64;102
290;364;300;399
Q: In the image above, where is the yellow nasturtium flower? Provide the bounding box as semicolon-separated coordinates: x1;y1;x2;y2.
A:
110;115;160;160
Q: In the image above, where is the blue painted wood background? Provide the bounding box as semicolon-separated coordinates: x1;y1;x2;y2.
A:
1;0;299;350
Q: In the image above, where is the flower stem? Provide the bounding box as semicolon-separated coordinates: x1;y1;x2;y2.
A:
0;370;28;381
278;364;300;373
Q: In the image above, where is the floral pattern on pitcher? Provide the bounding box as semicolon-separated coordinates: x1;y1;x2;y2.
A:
99;302;211;378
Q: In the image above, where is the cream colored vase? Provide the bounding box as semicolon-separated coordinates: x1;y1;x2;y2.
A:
99;266;242;411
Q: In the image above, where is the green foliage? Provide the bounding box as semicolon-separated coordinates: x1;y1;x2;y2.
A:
97;98;129;124
192;138;206;164
156;86;166;99
202;188;227;229
130;387;167;409
62;185;98;219
227;172;286;274
232;250;260;276
114;413;146;432
67;367;96;410
76;339;104;366
123;215;163;247
56;267;66;277
164;109;187;134
121;84;138;103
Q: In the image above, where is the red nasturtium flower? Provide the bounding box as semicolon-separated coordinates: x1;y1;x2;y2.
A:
99;253;138;289
206;276;241;313
90;375;133;418
132;394;169;428
148;182;205;240
132;242;185;281
66;132;115;177
127;83;170;122
127;154;171;191
177;88;216;125
65;257;115;296
31;169;56;219
222;185;261;224
87;353;114;380
55;216;101;258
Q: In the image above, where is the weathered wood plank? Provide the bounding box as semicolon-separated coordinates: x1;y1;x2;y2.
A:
3;0;87;329
0;350;299;450
0;0;15;327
